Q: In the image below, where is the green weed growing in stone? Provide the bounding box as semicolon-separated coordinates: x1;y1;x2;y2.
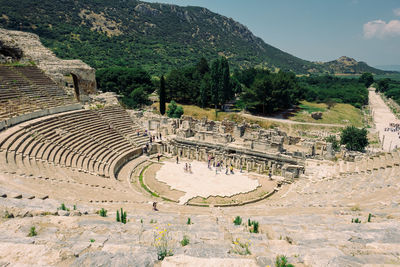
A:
368;213;372;222
233;216;242;225
116;208;127;223
231;238;251;255
186;217;191;225
73;205;77;210
180;235;190;246
275;255;294;267
59;203;67;211
352;218;361;223
99;208;107;217
153;226;174;260
28;226;37;237
248;219;259;233
90;239;95;243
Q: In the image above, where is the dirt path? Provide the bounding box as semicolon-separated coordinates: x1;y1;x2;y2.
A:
369;88;400;151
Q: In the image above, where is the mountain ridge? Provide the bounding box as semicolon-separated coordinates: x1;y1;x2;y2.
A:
0;0;389;75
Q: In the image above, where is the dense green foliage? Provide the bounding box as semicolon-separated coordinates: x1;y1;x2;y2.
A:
299;75;368;108
165;57;236;108
275;255;294;267
340;126;368;151
235;68;303;114
167;101;184;118
2;0;388;75
326;135;339;151
376;78;400;105
359;72;374;88
96;67;154;108
0;0;317;74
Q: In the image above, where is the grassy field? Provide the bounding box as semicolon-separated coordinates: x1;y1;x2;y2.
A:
289;101;363;127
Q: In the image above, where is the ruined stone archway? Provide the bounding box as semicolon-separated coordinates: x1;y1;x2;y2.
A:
71;73;80;101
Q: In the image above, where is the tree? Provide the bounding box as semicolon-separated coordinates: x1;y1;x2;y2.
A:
376;78;390;92
210;59;221;109
122;87;150;109
326;135;339;151
159;75;166;115
359;72;374;88
340;126;369;152
167;100;184;118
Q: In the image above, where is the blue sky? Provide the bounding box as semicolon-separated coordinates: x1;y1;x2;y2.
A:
145;0;400;66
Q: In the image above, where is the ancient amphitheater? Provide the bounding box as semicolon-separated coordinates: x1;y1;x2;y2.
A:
1;28;400;267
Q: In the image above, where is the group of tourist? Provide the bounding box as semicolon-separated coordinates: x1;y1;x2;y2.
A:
149;132;162;143
206;155;235;175
184;162;192;173
384;123;400;139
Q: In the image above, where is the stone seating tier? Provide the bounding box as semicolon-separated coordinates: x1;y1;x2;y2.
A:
0;108;146;179
0;65;77;121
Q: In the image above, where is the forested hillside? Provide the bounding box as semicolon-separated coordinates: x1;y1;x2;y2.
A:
0;0;388;75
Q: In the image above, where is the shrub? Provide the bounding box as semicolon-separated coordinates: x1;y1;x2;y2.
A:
59;203;67;211
167;100;184;118
248;219;259;233
275;255;294;267
233;216;242;226
28;226;37;237
4;210;14;219
120;208;127;224
326;135;339;151
186;217;191;225
340;126;368;152
99;208;107;217
180;235;190;246
154;227;174;260
231;238;251;255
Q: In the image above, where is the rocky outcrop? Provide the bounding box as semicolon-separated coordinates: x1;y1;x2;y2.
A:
311;112;323;120
0;28;97;101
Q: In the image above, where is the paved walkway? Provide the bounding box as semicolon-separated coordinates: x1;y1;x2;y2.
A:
155;160;259;204
369;88;400;151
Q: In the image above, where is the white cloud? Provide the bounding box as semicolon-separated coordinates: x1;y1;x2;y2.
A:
363;19;400;38
394;8;400;16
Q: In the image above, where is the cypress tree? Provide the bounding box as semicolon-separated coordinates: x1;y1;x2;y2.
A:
159;75;166;115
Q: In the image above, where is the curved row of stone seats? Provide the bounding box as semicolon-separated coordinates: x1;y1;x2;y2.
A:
309;151;400;181
96;106;148;147
0;109;143;178
0;65;77;121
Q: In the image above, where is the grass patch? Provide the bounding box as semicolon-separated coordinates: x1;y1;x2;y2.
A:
298;102;326;113
28;226;37;237
180;235;190;246
290;101;363;127
139;164;159;197
233;216;242;226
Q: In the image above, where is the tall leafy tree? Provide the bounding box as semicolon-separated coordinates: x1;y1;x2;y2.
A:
159;75;166;115
359;72;374;88
340;126;369;152
210;59;221;108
